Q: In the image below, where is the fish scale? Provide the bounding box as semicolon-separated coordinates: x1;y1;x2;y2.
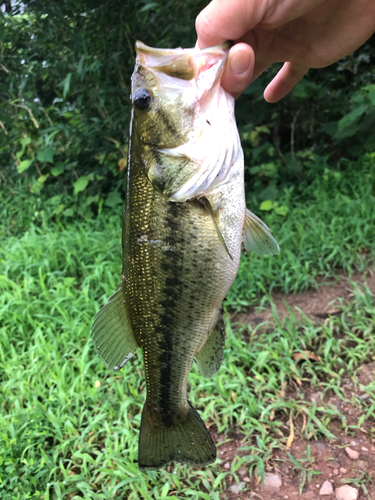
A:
125;161;243;413
123;142;244;468
91;41;279;471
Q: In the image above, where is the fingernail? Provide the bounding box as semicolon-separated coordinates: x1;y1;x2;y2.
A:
230;51;251;76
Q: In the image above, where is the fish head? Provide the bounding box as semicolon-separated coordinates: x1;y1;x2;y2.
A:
131;41;230;150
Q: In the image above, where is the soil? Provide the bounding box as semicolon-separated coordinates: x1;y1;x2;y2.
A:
233;270;375;328
219;270;375;499
219;429;375;499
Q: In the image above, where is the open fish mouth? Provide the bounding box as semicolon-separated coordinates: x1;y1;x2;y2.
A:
132;41;231;119
135;41;231;81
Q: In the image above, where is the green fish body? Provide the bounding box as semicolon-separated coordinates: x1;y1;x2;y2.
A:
92;42;279;470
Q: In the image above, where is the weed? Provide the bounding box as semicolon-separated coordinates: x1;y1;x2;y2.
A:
287;445;322;493
343;471;374;500
1;156;374;497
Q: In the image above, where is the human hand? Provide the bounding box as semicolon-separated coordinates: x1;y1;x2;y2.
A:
196;0;375;102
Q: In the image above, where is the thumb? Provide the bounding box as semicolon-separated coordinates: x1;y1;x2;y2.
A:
221;43;255;98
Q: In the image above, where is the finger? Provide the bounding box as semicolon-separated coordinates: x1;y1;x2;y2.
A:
264;61;309;103
196;0;266;49
221;43;255;99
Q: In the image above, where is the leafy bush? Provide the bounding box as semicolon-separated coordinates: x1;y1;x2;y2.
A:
1;3;374;221
0;0;206;213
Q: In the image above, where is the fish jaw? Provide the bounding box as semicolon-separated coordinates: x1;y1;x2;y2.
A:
131;42;230;147
135;40;229;84
131;42;242;202
133;41;230;117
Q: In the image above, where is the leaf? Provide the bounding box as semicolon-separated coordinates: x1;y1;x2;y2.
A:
53;204;65;215
292;351;321;362
30;174;50;193
139;2;159;13
61;72;72;98
63;208;74;217
259;200;274;211
286;417;294;451
337;105;368;134
86;195;99;206
17;159;33;173
48;195;62;205
105;191;123;207
287;452;303;470
275;205;289;216
161;482;170;497
322;121;338;137
38;174;49;184
16;137;32;159
291;80;320;99
30;182;42;194
20;137;31;147
51;162;65;176
256;458;265;485
37;147;55;163
73;176;90;195
259;183;278;201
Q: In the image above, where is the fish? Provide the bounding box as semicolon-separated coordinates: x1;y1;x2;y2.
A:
91;41;279;471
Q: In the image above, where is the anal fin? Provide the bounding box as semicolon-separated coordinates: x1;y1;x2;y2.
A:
91;283;139;371
196;311;226;378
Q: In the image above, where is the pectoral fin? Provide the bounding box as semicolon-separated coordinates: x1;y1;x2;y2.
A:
243;208;280;255
202;197;233;260
91;284;139;371
196;311;226;378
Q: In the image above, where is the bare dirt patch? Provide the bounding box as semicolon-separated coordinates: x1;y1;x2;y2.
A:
221;432;375;499
216;385;375;499
233;270;375;328
220;271;375;499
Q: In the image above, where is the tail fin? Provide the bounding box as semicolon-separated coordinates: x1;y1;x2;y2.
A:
138;401;216;470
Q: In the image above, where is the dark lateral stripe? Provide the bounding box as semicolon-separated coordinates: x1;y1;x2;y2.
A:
157;201;184;425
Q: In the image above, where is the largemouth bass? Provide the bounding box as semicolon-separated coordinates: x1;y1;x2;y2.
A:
92;41;279;470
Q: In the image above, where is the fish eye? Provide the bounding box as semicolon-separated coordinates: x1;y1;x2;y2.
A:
133;89;152;110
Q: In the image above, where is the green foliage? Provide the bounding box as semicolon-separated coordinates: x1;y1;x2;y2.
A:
238;40;375;202
1;5;375;497
227;153;375;311
1;3;375;216
0;0;206;208
1;201;375;498
287;446;322;494
332;84;375;146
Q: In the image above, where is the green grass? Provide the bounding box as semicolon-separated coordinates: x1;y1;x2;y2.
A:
1;155;375;498
230;154;375;310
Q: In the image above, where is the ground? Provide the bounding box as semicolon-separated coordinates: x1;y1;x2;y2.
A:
219;271;375;500
2;211;375;499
